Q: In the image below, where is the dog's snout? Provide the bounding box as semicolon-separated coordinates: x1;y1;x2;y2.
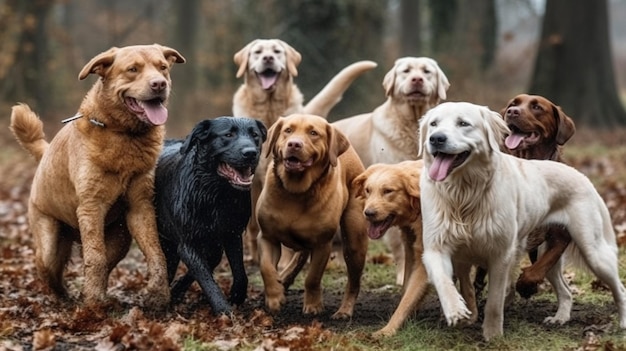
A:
429;132;447;146
242;147;258;160
263;55;274;64
150;78;168;93
411;75;424;84
287;138;303;150
364;208;377;219
506;107;521;119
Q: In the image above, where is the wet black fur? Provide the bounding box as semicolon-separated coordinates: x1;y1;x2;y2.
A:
155;117;267;314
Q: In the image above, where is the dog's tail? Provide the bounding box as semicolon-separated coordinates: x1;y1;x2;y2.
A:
304;60;377;118
10;103;49;163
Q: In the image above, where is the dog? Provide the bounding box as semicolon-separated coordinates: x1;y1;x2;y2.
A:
474;94;577;303
333;56;449;286
255;113;368;319
154;117;267;315
418;101;626;341
233;39;376;265
9;44;185;309
352;160;428;337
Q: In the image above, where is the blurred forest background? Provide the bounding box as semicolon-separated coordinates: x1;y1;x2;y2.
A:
1;0;625;137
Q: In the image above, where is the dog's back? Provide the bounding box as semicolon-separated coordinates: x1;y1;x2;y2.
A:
10;104;49;162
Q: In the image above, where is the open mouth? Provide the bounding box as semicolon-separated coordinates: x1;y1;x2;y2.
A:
505;125;540;150
367;215;395;240
217;163;254;190
256;69;279;90
124;97;168;125
428;150;470;182
406;91;427;100
283;156;313;173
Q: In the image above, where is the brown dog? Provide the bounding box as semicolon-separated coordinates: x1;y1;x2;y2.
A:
233;38;377;264
9;44;185;309
352;160;426;337
256;114;368;319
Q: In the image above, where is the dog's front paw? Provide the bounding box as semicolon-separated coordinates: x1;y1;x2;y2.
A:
229;278;248;306
441;295;472;326
302;302;324;315
265;294;286;314
372;326;396;339
144;286;170;311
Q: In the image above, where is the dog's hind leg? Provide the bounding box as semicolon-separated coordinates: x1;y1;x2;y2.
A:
170;273;195;303
223;233;248;306
279;250;309;289
104;220;132;273
542;257;572;325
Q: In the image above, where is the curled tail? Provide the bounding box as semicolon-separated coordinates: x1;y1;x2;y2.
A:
10;103;48;163
304;60;377;118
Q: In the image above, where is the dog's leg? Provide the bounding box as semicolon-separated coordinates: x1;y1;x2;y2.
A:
178;246;232;315
258;235;285;313
223;233;248;306
543;257;572;324
303;243;332;315
279;250;309;289
455;261;478;324
104;220;132;272
125;175;170;310
384;227;406;286
30;207;72;299
482;257;514;341
170;273;195;303
333;204;368;319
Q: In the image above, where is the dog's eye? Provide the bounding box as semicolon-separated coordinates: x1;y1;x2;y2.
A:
128;67;138;73
458;120;470;127
429;121;437;127
253;49;262;55
284;128;292;134
383;188;393;195
423;69;431;74
309;130;318;136
160;64;168;71
532;104;543;111
364;187;370;195
225;133;234;138
274;49;282;54
402;68;410;73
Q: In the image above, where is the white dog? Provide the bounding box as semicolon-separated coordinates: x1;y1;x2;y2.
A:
418;102;626;341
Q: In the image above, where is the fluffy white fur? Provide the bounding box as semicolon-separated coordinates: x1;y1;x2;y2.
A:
418;101;626;341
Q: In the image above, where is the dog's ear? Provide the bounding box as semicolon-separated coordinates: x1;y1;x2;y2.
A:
181;119;214;155
265;117;284;159
382;62;397;97
234;40;257;78
279;40;302;77
417;113;431;158
326;123;351;167
431;59;450;101
157;44;186;65
480;106;510;152
255;120;268;143
78;47;119;80
552;105;576;145
352;171;369;199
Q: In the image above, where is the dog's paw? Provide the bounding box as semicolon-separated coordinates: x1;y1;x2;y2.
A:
303;302;324;315
371;326;396;339
442;299;472;326
543;314;569;325
265;294;286;314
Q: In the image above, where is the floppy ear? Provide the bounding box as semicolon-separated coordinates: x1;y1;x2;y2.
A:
480;106;510;152
181;120;214;155
326;124;351;167
417;113;431;157
265;117;284;159
382;62;397;97
352;171;370;199
552;105;576;145
78;47;119;80
279;40;302;77
234;40;257;78
432;59;450;101
255;120;268;142
157;44;186;65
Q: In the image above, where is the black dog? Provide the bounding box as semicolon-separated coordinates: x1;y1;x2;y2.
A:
155;117;267;314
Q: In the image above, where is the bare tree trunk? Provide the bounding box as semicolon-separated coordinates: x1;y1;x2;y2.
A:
399;0;421;57
530;0;626;127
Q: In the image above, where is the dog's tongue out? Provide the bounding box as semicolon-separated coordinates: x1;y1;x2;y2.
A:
428;154;455;181
259;71;278;90
505;133;525;150
139;100;168;125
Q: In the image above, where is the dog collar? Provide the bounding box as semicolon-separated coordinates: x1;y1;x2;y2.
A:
61;113;105;128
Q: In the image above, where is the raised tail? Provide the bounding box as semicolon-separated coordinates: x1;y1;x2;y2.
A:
9;103;48;163
304;60;377;118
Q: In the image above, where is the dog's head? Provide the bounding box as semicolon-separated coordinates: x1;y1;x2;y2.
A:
233;39;301;92
353;160;422;240
265;113;350;194
180;117;267;190
419;102;509;182
501;94;575;152
382;57;449;107
78;44;185;126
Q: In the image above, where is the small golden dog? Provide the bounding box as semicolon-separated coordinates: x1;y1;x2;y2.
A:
353;160;427;337
256;114;368;319
10;44;185;309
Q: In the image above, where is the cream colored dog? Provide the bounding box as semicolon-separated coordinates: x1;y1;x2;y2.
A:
334;57;449;285
419;102;626;341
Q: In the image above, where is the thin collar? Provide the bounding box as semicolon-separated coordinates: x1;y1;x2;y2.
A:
61;113;105;128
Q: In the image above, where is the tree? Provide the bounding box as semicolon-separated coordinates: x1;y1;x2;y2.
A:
529;0;626;127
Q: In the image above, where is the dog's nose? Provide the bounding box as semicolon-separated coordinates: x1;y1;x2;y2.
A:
506;107;521;119
150;78;168;93
364;208;377;219
242;147;258;160
287;139;303;150
429;132;447;146
263;55;274;64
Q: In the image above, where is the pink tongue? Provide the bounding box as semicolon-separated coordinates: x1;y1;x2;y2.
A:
428;154;455;181
368;224;385;240
260;75;277;90
140;101;168;125
505;134;525;150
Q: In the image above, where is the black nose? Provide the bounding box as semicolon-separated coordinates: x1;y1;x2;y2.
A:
364;208;376;219
242;147;258;160
429;132;447;146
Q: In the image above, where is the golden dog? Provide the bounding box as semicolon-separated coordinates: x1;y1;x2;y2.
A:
256;114;368;318
9;44;185;309
334;56;449;286
353;160;427;337
233;38;376;264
